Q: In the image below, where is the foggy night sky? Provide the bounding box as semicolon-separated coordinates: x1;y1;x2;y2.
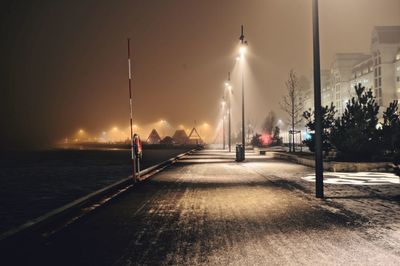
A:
1;0;399;149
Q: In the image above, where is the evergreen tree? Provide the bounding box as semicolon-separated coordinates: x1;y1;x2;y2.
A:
303;103;336;153
330;84;381;161
272;126;282;145
381;100;400;155
251;133;263;147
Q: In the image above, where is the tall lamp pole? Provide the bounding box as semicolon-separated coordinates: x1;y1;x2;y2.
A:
227;72;232;152
312;0;324;198
222;97;226;150
239;25;247;160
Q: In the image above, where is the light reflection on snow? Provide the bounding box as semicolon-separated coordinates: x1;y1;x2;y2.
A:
302;172;400;185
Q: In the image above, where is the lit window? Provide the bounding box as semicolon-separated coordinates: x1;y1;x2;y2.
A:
397;54;400;60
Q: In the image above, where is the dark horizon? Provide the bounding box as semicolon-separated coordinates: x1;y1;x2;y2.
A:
1;0;399;149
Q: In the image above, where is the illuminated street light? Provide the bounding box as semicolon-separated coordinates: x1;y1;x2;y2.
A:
239;45;247;56
221;99;226;108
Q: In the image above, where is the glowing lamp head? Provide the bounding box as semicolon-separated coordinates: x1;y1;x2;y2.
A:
236;56;241;61
239;45;247;56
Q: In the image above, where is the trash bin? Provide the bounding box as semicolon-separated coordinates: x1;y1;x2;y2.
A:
236;144;244;162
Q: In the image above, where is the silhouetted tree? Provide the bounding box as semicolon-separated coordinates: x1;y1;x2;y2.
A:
263;111;277;135
381;100;400;155
251;133;263;147
303;103;336;153
280;70;305;152
271;126;283;146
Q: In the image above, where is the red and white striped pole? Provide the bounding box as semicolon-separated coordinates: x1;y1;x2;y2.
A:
127;38;136;181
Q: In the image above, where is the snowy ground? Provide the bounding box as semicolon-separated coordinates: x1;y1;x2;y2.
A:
5;149;400;265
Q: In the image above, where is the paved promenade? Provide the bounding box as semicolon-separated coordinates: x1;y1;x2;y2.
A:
6;150;400;265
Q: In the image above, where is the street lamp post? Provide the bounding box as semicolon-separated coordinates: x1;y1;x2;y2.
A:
227;72;232;152
239;25;247;160
222;98;226;150
312;0;324;198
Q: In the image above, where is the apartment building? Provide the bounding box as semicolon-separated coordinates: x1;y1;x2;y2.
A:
307;26;400;116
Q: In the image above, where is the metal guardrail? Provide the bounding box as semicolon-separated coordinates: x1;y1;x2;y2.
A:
0;148;198;245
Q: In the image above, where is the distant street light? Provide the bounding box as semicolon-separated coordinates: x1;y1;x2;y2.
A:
312;0;324;198
239;25;248;160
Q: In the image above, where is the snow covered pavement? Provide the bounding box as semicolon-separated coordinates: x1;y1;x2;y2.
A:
7;149;400;265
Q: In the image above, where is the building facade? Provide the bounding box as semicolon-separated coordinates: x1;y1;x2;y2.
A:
308;26;400;116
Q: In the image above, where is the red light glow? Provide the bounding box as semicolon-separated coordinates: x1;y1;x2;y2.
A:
260;134;272;146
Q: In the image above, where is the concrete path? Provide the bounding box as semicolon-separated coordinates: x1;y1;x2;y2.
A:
5;150;400;265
